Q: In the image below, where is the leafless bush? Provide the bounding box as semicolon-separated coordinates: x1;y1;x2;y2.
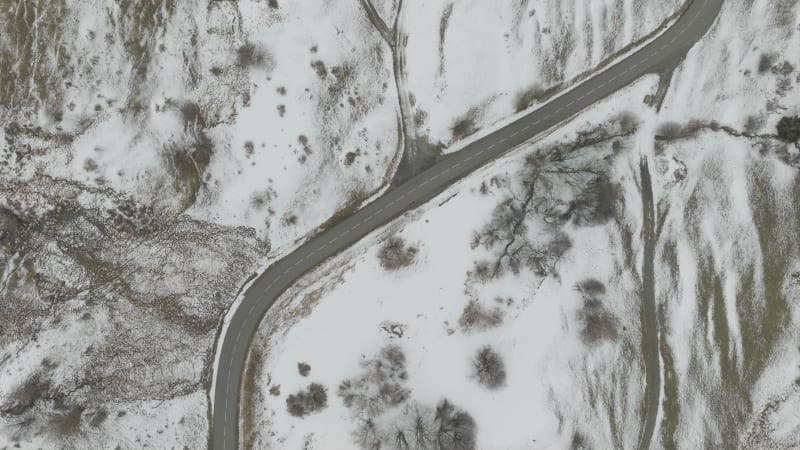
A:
575;278;606;299
378;237;418;271
514;84;546;113
451;115;477;141
458;300;503;332
577;301;619;345
298;362;311;377
471;346;506;389
310;60;328;79
0;207;21;236
434;399;477;450
1;374;50;417
467;260;494;283
354;417;382;450
655;121;685;140
338;345;410;417
237;42;272;68
88;408;107;428
51;406;84;437
744;115;765;134
286;383;328;417
568;176;618;226
758;53;775;74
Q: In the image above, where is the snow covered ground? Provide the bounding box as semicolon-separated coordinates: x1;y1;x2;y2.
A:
243;78;660;449
1;0;685;447
244;0;800;448
651;0;800;446
404;0;684;151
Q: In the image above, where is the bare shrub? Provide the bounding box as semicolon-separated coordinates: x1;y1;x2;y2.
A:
298;362;311;377
88;408;107;428
568;176;617;226
338;345;410;417
407;404;436;449
434;399;477;450
758;53;775;74
451;115;477;141
575;279;606;299
514;84;545;112
581;310;619;343
471;346;506;389
655;121;684;140
378;237;418;271
310;60;328;79
286;383;328;417
458;300;503;332
0;207;21;236
1;374;51;416
777;116;800;142
577;301;619;345
744;115;764;134
354;417;382;450
51;406;84;437
237;42;272;68
83;158;98;171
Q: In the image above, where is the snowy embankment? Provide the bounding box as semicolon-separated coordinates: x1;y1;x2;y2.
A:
652;0;800;447
404;0;684;151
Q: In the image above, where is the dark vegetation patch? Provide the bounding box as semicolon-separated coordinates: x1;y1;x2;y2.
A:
450;108;480;141
777;116;800;142
758;53;775;74
458;299;503;332
471;346;506;389
353;399;477;450
88;408;107;428
236;42;272;69
576;278;606;298
286;383;328;418
167;130;213;209
377;237;417;271
310;60;328;79
298;362;311;377
344;149;360;166
514;83;561;113
437;3;454;75
575;279;619;345
338;345;410;417
433;399;477;450
1;374;51;417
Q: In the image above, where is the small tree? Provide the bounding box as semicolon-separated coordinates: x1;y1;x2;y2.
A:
471;346;506;389
378;237;418;270
286;383;328;417
298;362;311;377
777;116;800;142
434;399;477;450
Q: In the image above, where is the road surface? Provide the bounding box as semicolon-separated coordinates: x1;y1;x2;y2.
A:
210;0;722;447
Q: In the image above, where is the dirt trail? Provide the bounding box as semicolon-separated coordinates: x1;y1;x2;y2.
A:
637;158;660;450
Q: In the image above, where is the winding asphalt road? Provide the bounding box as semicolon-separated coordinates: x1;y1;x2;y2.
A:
210;0;722;447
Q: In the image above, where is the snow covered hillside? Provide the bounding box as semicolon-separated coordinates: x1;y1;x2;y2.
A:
243;0;800;448
243;78;660;449
1;0;771;448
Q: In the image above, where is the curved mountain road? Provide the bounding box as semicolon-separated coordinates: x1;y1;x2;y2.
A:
210;0;722;447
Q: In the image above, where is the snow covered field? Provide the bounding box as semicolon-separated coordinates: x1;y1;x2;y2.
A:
3;0;798;447
243;78;660;449
404;0;684;151
244;0;800;448
0;0;687;447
